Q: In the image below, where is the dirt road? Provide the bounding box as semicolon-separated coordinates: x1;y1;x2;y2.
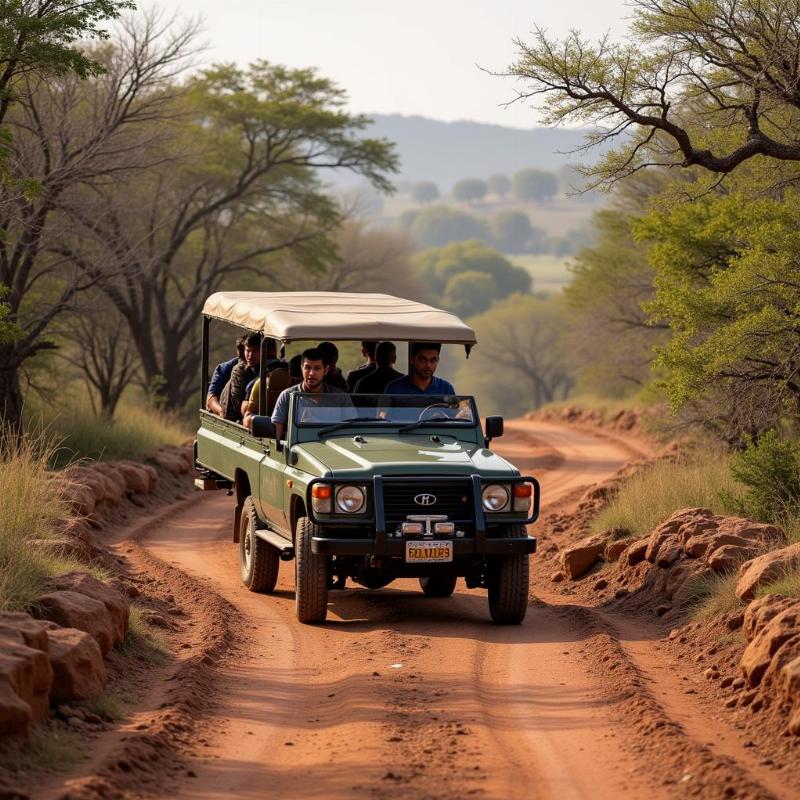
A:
52;420;795;800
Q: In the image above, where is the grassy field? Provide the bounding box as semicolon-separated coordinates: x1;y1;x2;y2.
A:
509;254;573;294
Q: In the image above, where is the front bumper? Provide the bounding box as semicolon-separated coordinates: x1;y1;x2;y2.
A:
311;534;537;557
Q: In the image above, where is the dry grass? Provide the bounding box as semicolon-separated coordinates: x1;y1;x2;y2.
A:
120;604;170;665
0;721;85;774
591;451;742;539
686;571;744;621
44;403;189;468
0;429;89;611
756;566;800;599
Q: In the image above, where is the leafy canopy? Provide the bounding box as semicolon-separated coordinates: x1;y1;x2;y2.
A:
504;0;800;187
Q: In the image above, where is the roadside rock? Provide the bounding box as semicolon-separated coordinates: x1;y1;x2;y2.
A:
35;590;115;655
29;536;95;562
740;599;800;687
0;611;55;652
624;538;650;566
59;479;97;518
48;572;129;646
604;540;629;562
0;632;53;726
115;461;153;495
736;543;800;601
46;627;107;703
561;536;606;579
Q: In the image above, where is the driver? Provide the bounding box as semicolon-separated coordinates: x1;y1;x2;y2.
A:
244;347;345;439
384;342;456;395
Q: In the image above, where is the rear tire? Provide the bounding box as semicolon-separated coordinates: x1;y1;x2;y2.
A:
295;516;329;624
487;525;530;624
239;497;280;593
419;574;457;597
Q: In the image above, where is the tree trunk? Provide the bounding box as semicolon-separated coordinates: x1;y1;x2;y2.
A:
0;352;24;432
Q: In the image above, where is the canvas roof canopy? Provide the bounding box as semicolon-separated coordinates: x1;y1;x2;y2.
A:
202;291;477;346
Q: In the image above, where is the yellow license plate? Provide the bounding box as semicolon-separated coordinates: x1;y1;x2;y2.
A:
405;541;453;563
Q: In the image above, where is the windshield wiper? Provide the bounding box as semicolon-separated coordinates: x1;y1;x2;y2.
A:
397;415;455;435
317;417;385;436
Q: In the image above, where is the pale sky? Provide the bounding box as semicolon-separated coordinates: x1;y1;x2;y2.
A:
155;0;634;129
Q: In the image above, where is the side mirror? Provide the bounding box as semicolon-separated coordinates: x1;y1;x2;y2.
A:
485;415;504;443
251;416;276;439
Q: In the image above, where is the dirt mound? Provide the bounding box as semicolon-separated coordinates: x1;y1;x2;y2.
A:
527;404;657;434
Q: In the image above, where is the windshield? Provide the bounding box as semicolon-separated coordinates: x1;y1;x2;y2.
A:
292;393;478;427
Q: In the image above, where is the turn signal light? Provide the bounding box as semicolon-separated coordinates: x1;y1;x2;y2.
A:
513;483;532;513
311;483;332;514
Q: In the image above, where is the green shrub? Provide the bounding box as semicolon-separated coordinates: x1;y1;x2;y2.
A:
592;450;742;538
727;431;800;523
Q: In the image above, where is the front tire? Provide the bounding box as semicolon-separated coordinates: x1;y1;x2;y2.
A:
487;525;530;624
295;516;329;624
419;574;457;597
239;497;280;593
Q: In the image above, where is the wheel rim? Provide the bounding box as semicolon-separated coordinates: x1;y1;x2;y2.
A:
242;526;253;574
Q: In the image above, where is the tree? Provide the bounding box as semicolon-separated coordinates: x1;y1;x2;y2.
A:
488;173;511;198
407;205;489;248
512;168;557;203
640;190;800;424
60;58;397;410
411;240;530;303
459;294;576;414
0;12;198;429
411;180;439;204
452;177;487;204
0;0;134;182
564;170;671;397
490;210;534;253
442;270;495;318
301;219;418;298
60;293;138;418
504;0;800;187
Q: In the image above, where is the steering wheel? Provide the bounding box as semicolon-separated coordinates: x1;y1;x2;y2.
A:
418;403;454;422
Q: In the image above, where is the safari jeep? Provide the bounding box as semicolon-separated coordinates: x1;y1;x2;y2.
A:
195;292;540;625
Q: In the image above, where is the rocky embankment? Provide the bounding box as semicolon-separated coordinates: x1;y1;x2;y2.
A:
542;460;800;742
527;404;653;434
0;445;194;739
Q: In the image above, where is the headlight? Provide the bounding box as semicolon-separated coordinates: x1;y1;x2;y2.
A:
336;485;366;514
482;484;510;512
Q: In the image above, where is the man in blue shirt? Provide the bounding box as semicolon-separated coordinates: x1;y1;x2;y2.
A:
385;342;456;395
206;335;245;415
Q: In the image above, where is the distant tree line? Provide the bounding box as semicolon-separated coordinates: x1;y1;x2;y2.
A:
409;165;594;208
397;205;591;255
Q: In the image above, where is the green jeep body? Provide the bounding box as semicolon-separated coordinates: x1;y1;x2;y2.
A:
194;292;539;625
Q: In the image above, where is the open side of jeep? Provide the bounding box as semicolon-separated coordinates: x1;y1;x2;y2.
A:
195;291;540;625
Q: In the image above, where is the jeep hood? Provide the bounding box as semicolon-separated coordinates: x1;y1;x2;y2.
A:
294;434;517;477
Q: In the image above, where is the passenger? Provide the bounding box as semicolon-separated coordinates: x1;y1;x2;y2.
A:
206;335;245;416
317;341;349;391
354;341;403;394
220;332;261;421
346;341;378;390
244;347;345;438
242;339;286;413
385;342;456;395
288;353;302;380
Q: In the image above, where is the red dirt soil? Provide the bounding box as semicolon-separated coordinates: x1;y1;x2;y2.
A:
29;420;800;800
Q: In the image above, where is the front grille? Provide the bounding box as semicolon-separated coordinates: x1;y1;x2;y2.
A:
382;479;474;527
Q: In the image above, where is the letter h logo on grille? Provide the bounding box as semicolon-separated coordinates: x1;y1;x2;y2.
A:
414;493;437;506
